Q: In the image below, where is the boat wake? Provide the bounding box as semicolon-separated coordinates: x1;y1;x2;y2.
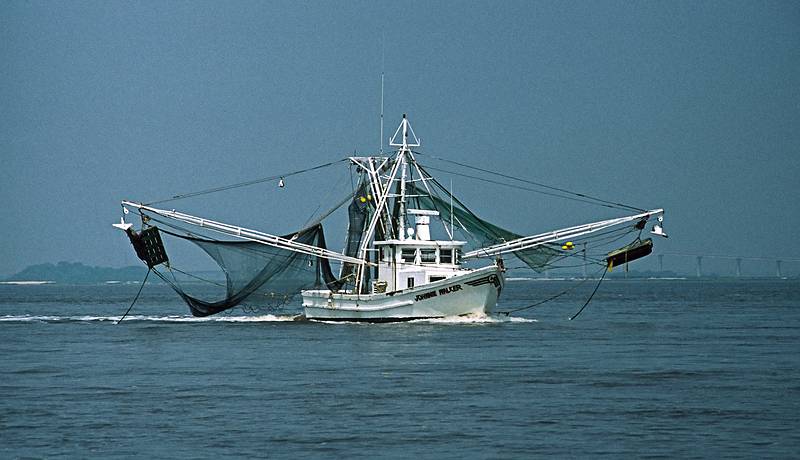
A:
309;314;536;325
0;313;534;324
0;314;300;323
409;314;536;324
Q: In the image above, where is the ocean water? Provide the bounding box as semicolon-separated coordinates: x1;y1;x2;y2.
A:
1;279;799;458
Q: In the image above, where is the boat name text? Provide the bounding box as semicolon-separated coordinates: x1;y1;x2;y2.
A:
414;284;462;302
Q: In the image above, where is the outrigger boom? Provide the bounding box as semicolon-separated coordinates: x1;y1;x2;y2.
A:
463;209;664;259
120;200;371;266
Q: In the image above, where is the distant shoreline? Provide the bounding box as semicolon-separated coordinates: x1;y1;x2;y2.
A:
0;281;55;285
2;262;148;284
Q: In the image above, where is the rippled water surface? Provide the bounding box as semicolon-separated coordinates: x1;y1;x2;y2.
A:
1;279;799;458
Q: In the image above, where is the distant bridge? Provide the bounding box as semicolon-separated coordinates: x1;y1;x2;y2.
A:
659;253;800;278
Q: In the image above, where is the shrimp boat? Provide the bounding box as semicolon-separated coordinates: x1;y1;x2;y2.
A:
115;115;665;321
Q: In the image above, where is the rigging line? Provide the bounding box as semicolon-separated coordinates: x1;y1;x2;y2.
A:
570;266;608;321
162;264;191;299
151;268;179;294
503;262;598;271
145;158;349;205
542;252;606;267
545;261;606;269
417;165;507;241
498;266;605;316
116;268;151;324
304;191;354;229
414;151;644;212
150;187;351;241
570;223;635;241
579;231;638;251
422;165;628;211
555;229;636;255
302;169;350;229
537;231;641;267
145;193;351;260
412;158;453;237
165;265;227;289
149;217;220;241
425;176;456;239
426;180;481;244
166;263;180;285
534;254;594;269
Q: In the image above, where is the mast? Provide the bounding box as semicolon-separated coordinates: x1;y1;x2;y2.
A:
399;122;408;240
388;114;420;242
353;115;421;291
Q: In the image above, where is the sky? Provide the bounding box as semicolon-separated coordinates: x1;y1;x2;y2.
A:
1;0;799;277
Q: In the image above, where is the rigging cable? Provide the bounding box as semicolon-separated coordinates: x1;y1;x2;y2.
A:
162;264;227;289
416;165;507;240
414;151;644;212
569;266;608;320
116;268;151;324
423;164;637;212
497;265;605;316
145;158;349;205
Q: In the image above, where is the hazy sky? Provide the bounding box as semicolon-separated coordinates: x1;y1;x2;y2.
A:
2;1;799;276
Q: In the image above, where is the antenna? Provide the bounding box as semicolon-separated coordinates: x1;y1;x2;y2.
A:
379;33;385;155
450;179;454;239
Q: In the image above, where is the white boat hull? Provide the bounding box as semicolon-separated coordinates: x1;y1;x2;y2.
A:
301;266;504;322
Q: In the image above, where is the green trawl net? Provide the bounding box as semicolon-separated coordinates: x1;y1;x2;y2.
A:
151;223;339;317
407;182;560;272
336;179;373;292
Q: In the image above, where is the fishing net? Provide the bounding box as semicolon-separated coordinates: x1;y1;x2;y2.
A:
148;223;339;317
336;179;373;291
128;171;384;316
406;181;560;272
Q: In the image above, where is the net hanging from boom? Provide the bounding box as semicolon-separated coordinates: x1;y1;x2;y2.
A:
146;222;340;317
406;180;561;272
120;159;367;317
406;167;651;273
337;176;374;292
122;162;381;317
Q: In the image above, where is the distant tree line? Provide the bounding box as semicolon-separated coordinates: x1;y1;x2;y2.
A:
4;262;148;284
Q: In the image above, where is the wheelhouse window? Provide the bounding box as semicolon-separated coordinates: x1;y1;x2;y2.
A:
440;248;453;264
454;248;462;264
420;248;436;264
401;248;417;263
